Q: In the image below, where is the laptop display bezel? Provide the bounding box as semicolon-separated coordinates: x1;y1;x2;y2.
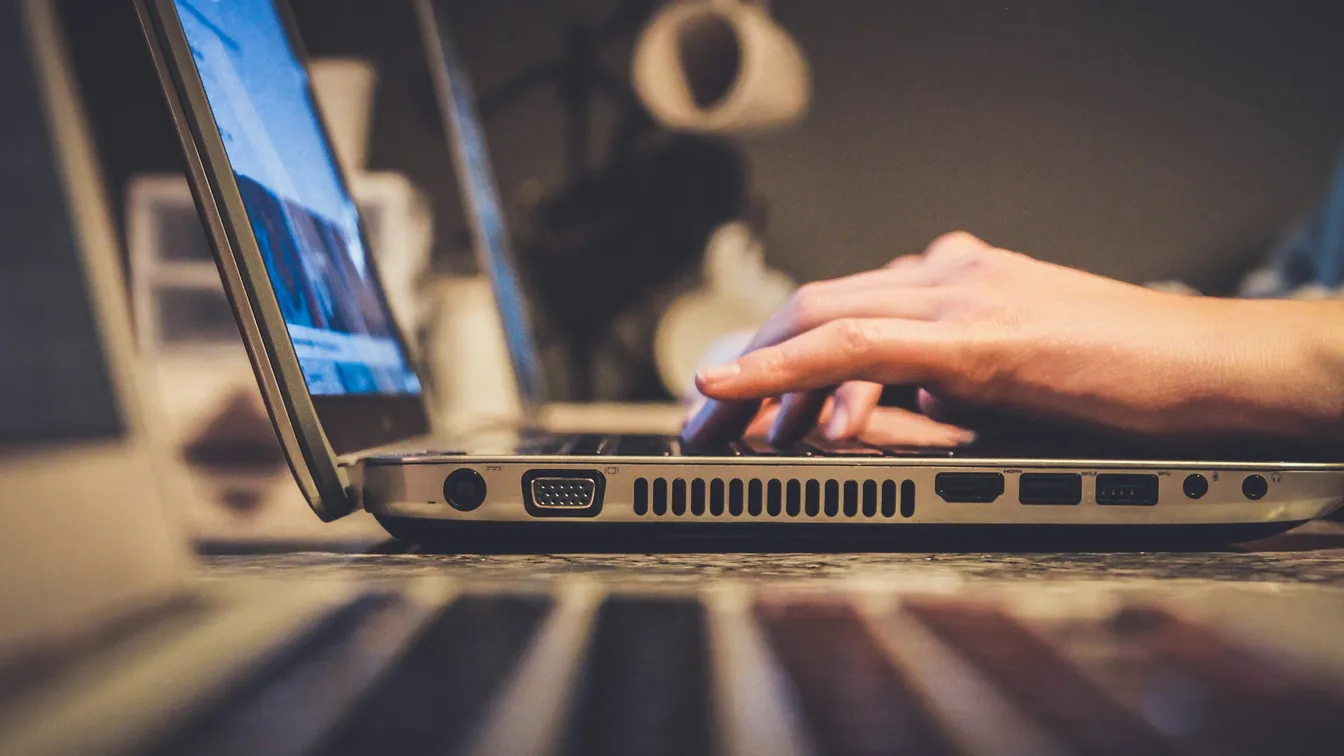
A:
136;0;430;520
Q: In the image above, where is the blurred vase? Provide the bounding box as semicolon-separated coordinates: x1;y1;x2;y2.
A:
426;276;523;430
655;220;795;399
309;57;378;174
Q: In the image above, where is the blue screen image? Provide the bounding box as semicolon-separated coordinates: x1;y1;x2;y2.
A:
174;0;420;396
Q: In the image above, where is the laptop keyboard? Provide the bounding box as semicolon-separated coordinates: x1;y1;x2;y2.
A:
515;433;961;459
511;431;1344;463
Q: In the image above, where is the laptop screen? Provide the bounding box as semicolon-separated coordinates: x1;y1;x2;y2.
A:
172;0;420;397
421;5;547;406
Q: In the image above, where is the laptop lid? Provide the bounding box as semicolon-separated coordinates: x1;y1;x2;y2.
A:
415;0;549;413
0;0;193;662
136;0;432;520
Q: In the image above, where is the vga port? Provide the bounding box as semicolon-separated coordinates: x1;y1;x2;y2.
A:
531;477;598;509
523;470;606;517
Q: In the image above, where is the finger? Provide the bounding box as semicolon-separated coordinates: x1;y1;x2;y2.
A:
917;388;1020;429
922;231;992;264
698;318;962;401
879;253;956;286
859;406;977;447
685;280;946;445
825;381;884;440
917;388;1076;439
768;388;833;446
744;400;782;438
741;263;944;355
684;238;989;446
916;388;973;423
680;396;763;446
883;253;924;272
879;233;991;281
745;283;946;355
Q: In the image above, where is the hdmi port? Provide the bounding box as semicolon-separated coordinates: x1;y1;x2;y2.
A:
935;473;1005;503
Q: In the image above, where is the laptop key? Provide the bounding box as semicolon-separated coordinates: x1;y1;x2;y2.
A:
876;445;958;458
804;437;884;457
559;434;612;456
679;441;740;458
612;435;676;457
513;436;570;455
734;439;814;457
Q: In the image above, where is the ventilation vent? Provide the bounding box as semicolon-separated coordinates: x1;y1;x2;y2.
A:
633;477;916;519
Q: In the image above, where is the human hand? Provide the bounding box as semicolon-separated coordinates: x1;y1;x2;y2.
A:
680;232;1344;447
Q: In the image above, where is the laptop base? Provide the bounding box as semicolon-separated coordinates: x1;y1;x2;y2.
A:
374;516;1307;554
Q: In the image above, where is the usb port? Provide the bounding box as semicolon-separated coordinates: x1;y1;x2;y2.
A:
1095;474;1159;506
934;473;1004;503
1019;473;1082;505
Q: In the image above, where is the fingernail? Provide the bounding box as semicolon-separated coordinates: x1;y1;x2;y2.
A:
825;405;850;439
697;362;741;385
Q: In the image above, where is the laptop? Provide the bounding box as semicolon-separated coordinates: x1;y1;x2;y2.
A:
135;0;1343;550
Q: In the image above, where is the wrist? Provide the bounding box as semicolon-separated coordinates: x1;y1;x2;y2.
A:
1294;300;1344;438
1215;299;1344;441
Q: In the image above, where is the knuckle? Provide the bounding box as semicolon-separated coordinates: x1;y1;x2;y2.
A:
884;253;921;270
787;282;829;328
831;318;878;357
947;246;1003;280
925;231;983;259
924;232;1018;279
743;347;788;380
944;329;1011;401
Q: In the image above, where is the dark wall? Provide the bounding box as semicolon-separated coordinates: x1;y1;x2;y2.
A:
757;1;1344;291
293;0;1344;293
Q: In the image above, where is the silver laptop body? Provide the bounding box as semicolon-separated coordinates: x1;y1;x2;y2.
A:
137;0;1344;549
